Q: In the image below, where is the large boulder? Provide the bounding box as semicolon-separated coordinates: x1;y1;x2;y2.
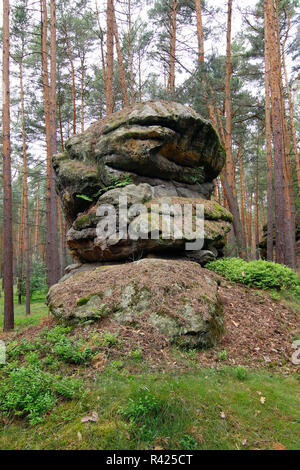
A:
67;190;232;262
47;258;224;349
53;101;230;263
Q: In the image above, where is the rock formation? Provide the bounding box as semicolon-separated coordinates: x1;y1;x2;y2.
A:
48;101;232;347
53;101;232;263
48;258;224;349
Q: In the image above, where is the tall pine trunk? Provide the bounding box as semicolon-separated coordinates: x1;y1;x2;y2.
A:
41;0;59;288
19;57;31;315
2;0;14;330
112;6;129;107
265;0;296;268
264;15;274;262
195;0;204;63
106;0;114;115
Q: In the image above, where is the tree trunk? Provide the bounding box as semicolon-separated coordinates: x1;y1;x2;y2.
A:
221;172;246;258
2;0;14;331
264;16;274;262
195;0;204;63
127;0;135;104
41;0;59;288
106;0;114;115
80;52;85;132
34;183;40;259
265;0;287;266
63;24;76;134
167;0;177;93
224;0;235;192
95;0;106;85
265;0;296;268
19;57;31;315
112;6;129;107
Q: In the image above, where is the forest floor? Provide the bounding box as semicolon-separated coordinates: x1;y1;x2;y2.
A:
0;281;299;450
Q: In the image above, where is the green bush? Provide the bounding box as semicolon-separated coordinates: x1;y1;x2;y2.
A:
52;337;94;364
206;257;298;290
0;365;84;424
119;390;162;424
235;366;248;381
6;326;94;366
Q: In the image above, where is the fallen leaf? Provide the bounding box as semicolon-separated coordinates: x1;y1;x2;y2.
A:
77;432;82;441
81;411;99;423
273;442;286;450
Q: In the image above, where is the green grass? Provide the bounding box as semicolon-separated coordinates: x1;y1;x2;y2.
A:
0;366;299;450
0;290;49;330
0;289;299;450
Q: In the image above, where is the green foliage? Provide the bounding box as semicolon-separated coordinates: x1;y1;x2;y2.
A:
190;166;204;185
0;364;84;424
207;258;298;290
30;261;48;298
76;194;93;202
7;339;38;361
52;337;94;365
235;366;248;381
129;349;143;360
102;332;119;347
6;326;94;366
119;390;162;424
218;349;228;361
45;326;94;364
93;174;132;198
178;434;199;450
76;297;90;306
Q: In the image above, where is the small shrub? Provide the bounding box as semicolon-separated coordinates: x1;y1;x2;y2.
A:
178;434;198;450
7;339;38;361
235;366;248;381
119;390;162;424
218;350;228;361
129;349;143;360
102;332;119;347
207;258;298;290
52;337;94;364
0;365;84;424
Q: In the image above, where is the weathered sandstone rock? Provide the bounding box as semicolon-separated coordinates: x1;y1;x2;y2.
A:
53;101;230;263
47;258;224;349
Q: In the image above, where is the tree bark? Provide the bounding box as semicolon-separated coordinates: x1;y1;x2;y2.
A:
264;15;274;262
127;0;135;104
41;0;59;288
106;0;114;115
224;0;235;192
63;23;76;134
2;0;14;330
265;0;289;266
112;5;129;107
195;0;204;63
19;57;31;315
167;0;177;93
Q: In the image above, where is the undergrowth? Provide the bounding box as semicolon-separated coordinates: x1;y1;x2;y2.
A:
206;257;300;291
